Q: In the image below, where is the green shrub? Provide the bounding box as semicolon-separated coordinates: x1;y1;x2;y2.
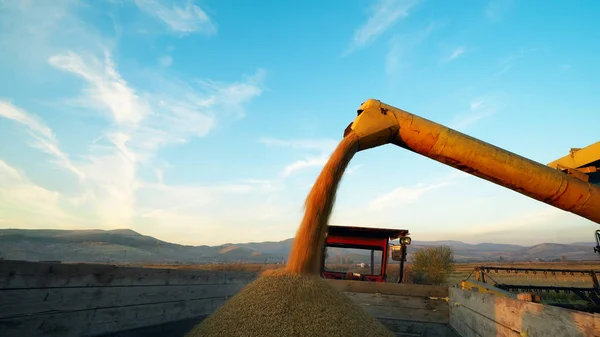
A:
411;246;455;285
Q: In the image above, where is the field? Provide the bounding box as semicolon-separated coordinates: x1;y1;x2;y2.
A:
127;261;600;309
132;261;599;286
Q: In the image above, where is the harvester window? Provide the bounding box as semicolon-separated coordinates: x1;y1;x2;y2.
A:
323;246;383;276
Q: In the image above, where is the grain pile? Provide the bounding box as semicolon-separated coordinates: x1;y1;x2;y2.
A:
186;132;394;337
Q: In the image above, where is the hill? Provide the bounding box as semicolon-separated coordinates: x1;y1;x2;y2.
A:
0;229;284;264
0;229;598;264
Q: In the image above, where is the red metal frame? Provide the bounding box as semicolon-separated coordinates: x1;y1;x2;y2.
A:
321;225;409;282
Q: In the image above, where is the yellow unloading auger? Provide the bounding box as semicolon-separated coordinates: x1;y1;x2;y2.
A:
344;99;600;253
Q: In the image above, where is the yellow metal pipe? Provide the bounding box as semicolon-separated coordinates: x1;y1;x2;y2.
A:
347;99;600;225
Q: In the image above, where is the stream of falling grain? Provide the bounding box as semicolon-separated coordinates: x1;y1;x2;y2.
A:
286;131;359;275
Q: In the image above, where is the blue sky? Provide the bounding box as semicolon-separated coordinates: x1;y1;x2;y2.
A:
1;0;599;246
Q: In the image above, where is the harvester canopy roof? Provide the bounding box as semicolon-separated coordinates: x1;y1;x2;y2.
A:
327;225;409;240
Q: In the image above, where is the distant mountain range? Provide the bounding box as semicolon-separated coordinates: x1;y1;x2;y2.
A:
0;229;597;264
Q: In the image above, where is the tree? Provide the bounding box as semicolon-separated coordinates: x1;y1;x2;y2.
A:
410;246;455;285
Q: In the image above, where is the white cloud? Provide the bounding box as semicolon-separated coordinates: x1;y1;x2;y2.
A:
159;55;173;67
0;0;285;244
0;1;115;72
485;0;514;22
385;23;435;75
0;160;85;229
49;49;264;147
260;138;339;178
346;164;364;175
55;51;263;226
470;100;483;110
442;46;466;63
346;0;422;55
49;51;150;126
2;46;266;231
494;48;536;77
0;101;84;180
369;181;454;211
198;68;266;118
281;155;330;178
327;172;469;229
259;138;338;152
448;96;502;131
133;0;217;36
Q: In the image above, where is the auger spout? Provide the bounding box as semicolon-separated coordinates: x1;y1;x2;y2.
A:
346;99;600;225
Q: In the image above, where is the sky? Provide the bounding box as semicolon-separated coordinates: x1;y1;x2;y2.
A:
0;0;599;247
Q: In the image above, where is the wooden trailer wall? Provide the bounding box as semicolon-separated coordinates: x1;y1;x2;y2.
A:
449;287;600;337
1;260;458;337
0;260;258;337
329;280;458;337
6;260;598;337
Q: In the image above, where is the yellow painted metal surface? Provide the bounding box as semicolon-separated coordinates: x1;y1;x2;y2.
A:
461;280;516;298
346;100;399;151
547;141;600;170
348;99;600;225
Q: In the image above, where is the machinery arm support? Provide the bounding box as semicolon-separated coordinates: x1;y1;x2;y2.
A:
346;99;600;225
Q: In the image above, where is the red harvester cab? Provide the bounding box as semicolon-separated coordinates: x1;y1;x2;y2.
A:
320;225;411;282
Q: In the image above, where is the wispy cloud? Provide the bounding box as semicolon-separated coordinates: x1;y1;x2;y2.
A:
485;0;514;22
197;69;266;119
345;0;422;55
44;49;266;226
448;95;502;131
328;172;467;228
346;164;364;175
0;101;84;180
281;156;330;178
259;138;337;152
133;0;217;36
385;23;435;75
369;181;454;211
0;160;86;228
1;45;265;231
0;1;114;67
49;51;151;125
260;138;339;178
442;46;467;63
0;0;275;242
159;55;173;67
494;48;536;76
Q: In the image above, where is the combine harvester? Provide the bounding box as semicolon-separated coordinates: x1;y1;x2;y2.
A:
331;99;600;336
345;99;600;249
